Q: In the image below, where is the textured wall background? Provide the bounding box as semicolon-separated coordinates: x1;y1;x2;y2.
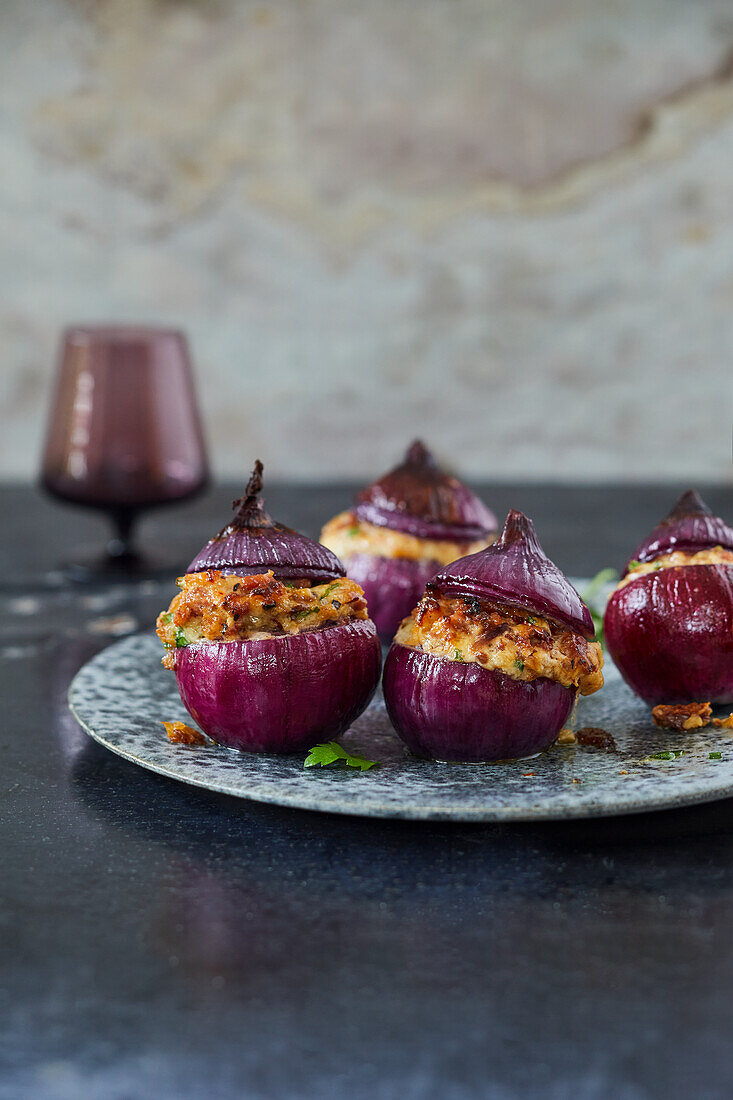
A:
1;0;732;481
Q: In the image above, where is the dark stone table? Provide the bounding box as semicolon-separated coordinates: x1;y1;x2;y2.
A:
3;482;732;1100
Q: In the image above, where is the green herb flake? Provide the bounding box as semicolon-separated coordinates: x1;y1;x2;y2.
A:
709;752;723;760
304;742;378;771
319;582;340;601
292;608;313;620
347;526;360;537
454;649;464;661
627;560;641;572
161;612;172;625
174;628;189;648
515;659;525;672
526;617;535;625
648;749;686;761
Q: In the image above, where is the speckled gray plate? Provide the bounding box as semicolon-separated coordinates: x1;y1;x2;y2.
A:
68;633;733;821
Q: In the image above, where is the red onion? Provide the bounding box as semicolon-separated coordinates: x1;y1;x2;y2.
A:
188;461;343;583
382;508;595;761
167;462;381;752
353;440;497;541
431;509;594;638
383;645;574;762
174;621;382;753
604;490;733;704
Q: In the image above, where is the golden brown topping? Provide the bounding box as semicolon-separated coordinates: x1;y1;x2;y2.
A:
320;511;491;566
652;702;713;731
156;570;368;656
395;592;604;695
576;727;617;751
712;714;733;729
162;721;209;746
555;728;577;745
618;546;733;589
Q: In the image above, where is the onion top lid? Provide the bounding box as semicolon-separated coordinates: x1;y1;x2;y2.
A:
187;461;345;582
629;489;733;568
429;509;595;638
352;440;497;541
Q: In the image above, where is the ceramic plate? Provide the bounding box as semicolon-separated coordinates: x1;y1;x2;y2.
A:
67;632;733;822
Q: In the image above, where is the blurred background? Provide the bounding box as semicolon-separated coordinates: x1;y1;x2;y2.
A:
2;0;732;483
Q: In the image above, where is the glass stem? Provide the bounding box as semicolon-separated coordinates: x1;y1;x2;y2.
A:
108;510;138;561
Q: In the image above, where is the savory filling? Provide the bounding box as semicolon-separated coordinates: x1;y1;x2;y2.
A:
395;591;604;695
617;546;733;590
320;510;492;565
156;570;369;668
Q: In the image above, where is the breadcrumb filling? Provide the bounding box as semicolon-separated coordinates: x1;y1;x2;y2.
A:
156;570;369;668
617;546;733;590
395;592;604;695
320;510;491;565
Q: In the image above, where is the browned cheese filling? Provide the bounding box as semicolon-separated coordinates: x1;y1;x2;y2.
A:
156;570;369;668
320;510;492;565
617;546;733;590
395;591;604;695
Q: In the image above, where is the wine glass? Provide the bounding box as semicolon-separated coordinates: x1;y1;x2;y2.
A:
40;325;209;576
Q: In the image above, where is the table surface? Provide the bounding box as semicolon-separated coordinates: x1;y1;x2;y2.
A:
3;481;733;1100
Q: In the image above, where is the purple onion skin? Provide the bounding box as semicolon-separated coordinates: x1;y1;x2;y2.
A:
604;565;733;704
173;621;382;753
383;643;575;762
432;510;595;639
343;553;443;642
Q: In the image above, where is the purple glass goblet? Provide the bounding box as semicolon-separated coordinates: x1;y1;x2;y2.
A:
40;325;209;576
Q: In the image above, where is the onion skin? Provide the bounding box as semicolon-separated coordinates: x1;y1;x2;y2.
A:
354;440;496;543
604;565;733;704
630;489;733;567
383;643;575;762
342;553;443;642
173;621;382;753
433;510;595;639
187;460;344;583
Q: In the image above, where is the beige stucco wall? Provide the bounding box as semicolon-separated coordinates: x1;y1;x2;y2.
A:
2;0;732;481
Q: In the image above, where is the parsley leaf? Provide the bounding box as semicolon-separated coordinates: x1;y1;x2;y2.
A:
709;752;722;760
627;559;641;571
454;649;464;661
648;749;686;760
174;628;189;648
304;742;378;771
514;658;525;672
319;582;340;601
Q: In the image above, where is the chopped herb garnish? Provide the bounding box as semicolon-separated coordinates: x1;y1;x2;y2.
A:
347;526;360;537
161;613;172;625
627;560;641;572
526;616;535;625
709;752;722;760
292;608;313;620
648;749;686;760
320;582;340;601
174;628;189;648
304;742;378;771
515;659;525;672
282;581;296;588
454;649;464;661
